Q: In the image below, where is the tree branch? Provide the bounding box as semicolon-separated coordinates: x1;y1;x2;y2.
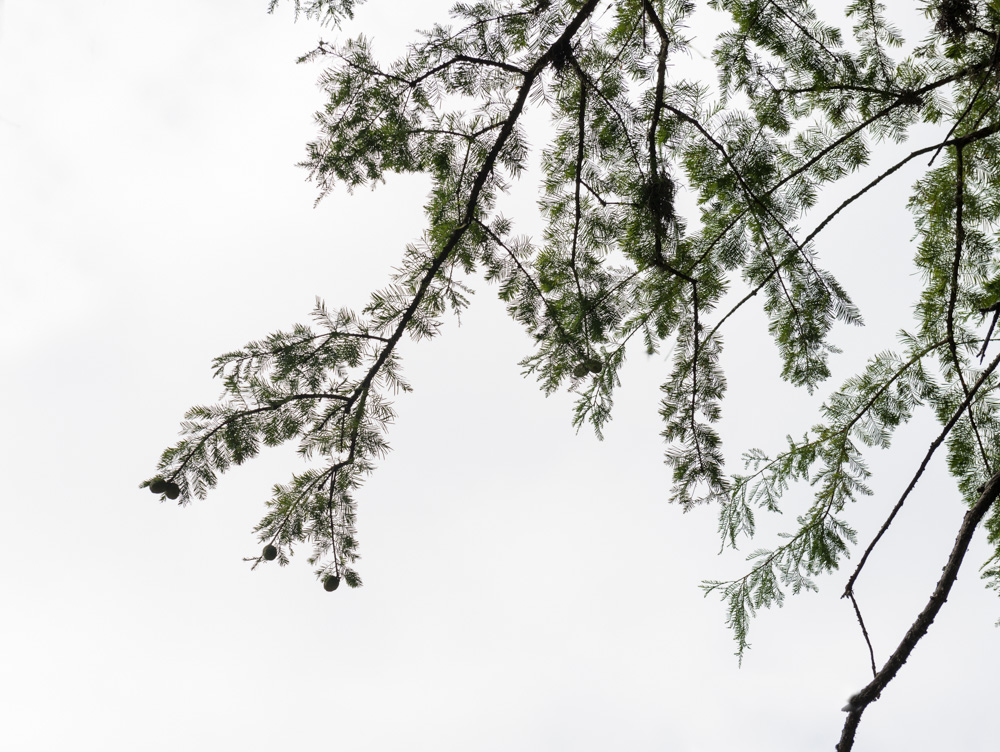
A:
409;53;529;86
847;591;878;679
703;121;1000;346
947;145;992;472
927;34;1000;166
836;469;1000;751
843;346;1000;597
569;54;588;312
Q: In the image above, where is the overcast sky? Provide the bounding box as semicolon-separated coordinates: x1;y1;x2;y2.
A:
2;2;998;750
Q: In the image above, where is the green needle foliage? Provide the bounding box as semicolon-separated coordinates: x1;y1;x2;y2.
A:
146;0;1000;735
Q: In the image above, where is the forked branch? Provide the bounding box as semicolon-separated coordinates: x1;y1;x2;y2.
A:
836;470;1000;751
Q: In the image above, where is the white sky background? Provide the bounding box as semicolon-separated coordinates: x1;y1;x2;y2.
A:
1;1;998;750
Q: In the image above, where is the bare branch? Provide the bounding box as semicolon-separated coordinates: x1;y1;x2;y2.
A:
847;591;878;679
837;470;1000;751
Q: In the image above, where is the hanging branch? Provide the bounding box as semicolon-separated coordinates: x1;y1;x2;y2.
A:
324;0;602;454
704;120;1000;345
148;7;1000;746
947;143;993;472
569;53;589;318
642;0;707;477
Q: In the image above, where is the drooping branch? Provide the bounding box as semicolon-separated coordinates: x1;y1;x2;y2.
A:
167;393;350;484
345;0;601;411
642;0;707;475
704;121;1000;345
766;57;996;199
667;103;832;304
472;218;581;357
764;0;841;64
697;66;982;301
157;1;604;507
569;54;588;309
153;9;1000;742
337;0;603;438
946;144;992;472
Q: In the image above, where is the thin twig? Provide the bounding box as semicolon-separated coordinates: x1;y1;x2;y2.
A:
569;54;588;313
843;346;1000;597
847;592;878;679
703;122;1000;346
927;34;1000;166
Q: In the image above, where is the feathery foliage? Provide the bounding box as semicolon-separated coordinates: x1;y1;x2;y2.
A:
147;2;1000;742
